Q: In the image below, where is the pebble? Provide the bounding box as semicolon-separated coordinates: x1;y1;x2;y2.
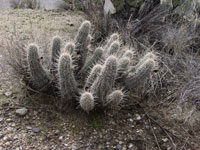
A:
0;134;4;139
26;126;32;130
116;144;122;150
33;128;40;133
0;146;3;150
55;130;60;135
72;145;77;150
128;118;134;123
15;108;28;117
0;117;3;122
3;136;10;141
135;114;141;120
128;143;134;149
4;91;12;97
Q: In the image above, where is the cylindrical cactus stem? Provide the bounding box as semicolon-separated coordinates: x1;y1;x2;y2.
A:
135;52;157;69
106;90;124;108
80;92;95;113
86;35;92;46
104;33;119;54
51;36;61;70
106;41;120;57
64;42;75;54
58;53;79;105
123;50;135;60
125;58;156;90
118;57;130;74
27;44;51;89
91;55;117;104
84;64;102;90
79;47;103;78
74;20;91;70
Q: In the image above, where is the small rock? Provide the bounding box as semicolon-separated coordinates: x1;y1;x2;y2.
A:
0;117;3;122
128;143;134;149
145;125;150;130
4;91;12;97
128;118;134;123
0;146;3;150
3;136;10;141
0;134;4;139
116;144;122;150
33;128;40;133
135;114;141;121
55;130;60;135
72;145;77;150
15;108;28;117
26;126;32;130
59;136;63;141
162;138;168;142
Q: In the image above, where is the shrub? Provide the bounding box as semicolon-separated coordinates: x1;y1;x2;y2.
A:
9;0;40;9
3;21;158;113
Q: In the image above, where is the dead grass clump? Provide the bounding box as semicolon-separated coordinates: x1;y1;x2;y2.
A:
9;0;40;9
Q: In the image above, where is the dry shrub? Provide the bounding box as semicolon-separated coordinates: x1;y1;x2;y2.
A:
9;0;40;9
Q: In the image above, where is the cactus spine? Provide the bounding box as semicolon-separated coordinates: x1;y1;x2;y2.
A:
74;21;91;70
104;33;119;54
80;92;95;113
107;41;120;56
84;64;102;90
118;57;130;74
58;53;79;104
51;36;61;70
106;90;124;108
91;56;117;104
28;44;51;89
79;47;103;78
65;42;75;54
125;58;156;90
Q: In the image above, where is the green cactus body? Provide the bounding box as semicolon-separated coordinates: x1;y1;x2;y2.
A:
28;44;51;89
107;41;120;57
118;57;130;73
65;42;75;54
84;64;102;90
80;92;95;113
104;33;119;54
51;36;61;70
106;90;124;108
58;53;79;103
79;47;103;78
125;58;156;90
135;52;157;68
74;21;91;70
123;50;134;60
91;56;117;104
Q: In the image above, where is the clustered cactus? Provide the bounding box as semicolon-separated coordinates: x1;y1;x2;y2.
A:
26;21;158;113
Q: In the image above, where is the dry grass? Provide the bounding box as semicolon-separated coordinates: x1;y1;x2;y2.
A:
9;0;40;9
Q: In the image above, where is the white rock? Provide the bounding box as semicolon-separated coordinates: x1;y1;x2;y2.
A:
15;108;28;117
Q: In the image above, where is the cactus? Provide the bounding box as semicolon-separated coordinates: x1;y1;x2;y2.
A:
118;57;130;73
51;36;61;70
106;90;124;108
74;21;91;70
107;41;120;56
91;56;117;104
80;92;95;113
65;42;75;54
123;50;135;60
27;44;51;89
58;53;79;104
125;58;156;90
135;52;157;68
84;64;102;90
104;33;119;54
79;47;103;78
